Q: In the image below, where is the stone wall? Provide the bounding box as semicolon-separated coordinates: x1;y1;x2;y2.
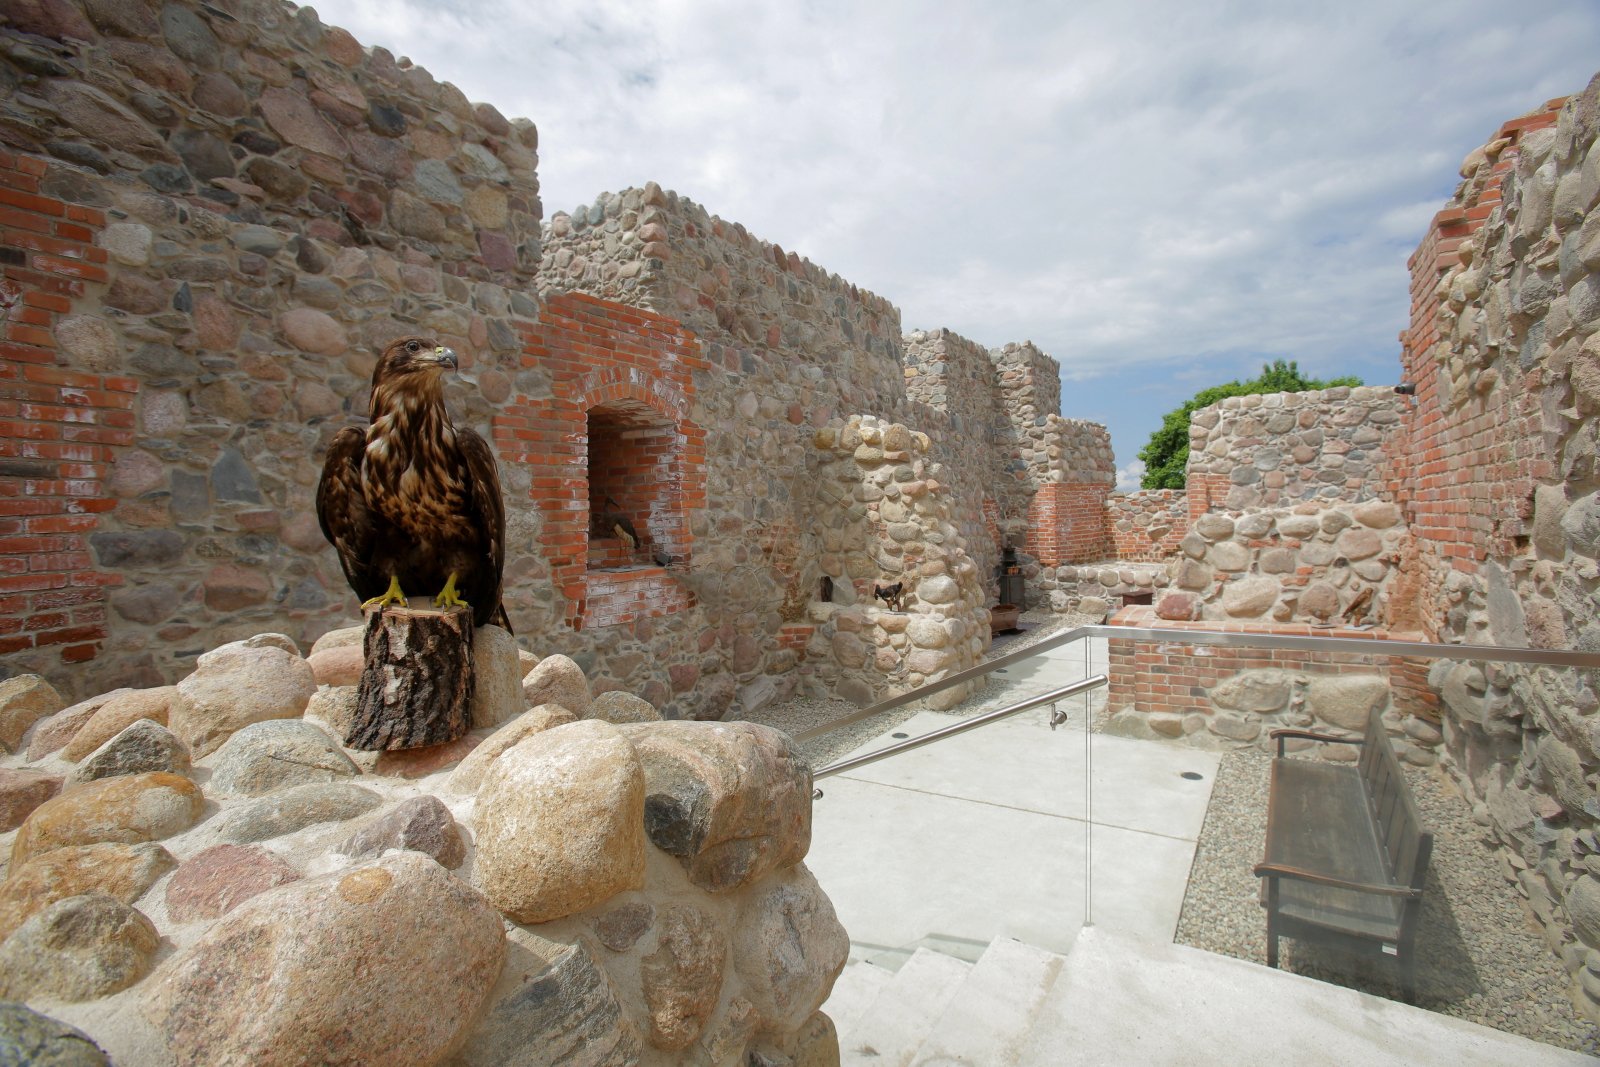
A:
1395;77;1600;1017
0;629;844;1065
0;0;545;699
1106;488;1189;561
540;185;905;411
1104;606;1440;756
1184;386;1405;513
804;416;989;709
1151;500;1407;627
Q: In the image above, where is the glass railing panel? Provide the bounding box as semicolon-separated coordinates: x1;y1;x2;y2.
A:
795;624;1099;968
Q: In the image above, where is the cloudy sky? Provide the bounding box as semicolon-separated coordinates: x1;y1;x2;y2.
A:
305;0;1598;487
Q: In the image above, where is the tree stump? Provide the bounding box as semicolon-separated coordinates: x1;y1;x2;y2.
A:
346;605;475;751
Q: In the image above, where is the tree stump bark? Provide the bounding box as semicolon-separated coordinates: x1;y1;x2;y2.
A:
346;605;475;751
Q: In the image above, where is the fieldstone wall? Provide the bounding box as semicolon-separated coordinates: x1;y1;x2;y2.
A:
1106;488;1189;561
540;185;904;410
1395;75;1600;1019
805;416;989;709
1184;386;1405;513
0;0;544;698
1152;500;1406;627
0;629;845;1066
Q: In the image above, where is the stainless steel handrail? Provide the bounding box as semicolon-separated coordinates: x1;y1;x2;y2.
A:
812;675;1106;782
797;623;1600;743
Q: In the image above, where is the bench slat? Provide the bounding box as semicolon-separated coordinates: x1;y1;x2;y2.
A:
1262;760;1404;940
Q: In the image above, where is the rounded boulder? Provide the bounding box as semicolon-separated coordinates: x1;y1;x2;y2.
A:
169;639;317;757
473;719;645;924
145;852;506;1066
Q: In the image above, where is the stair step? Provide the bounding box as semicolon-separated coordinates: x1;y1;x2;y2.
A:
822;959;896;1039
841;948;972;1067
910;937;1067;1067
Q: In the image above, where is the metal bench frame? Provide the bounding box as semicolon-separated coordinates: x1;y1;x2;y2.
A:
1254;708;1434;1001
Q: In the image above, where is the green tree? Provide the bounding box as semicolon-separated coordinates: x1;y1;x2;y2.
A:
1138;359;1362;490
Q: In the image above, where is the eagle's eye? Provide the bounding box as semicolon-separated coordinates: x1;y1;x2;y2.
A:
405;340;421;354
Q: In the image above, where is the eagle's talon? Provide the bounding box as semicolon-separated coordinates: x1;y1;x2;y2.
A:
434;573;470;612
362;575;409;612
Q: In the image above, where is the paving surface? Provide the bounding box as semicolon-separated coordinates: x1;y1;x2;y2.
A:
1024;926;1599;1066
808;696;1220;963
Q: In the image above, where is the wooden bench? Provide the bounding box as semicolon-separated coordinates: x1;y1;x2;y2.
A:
1253;707;1433;1000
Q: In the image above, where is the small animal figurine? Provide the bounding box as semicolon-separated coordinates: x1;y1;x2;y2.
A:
874;581;906;612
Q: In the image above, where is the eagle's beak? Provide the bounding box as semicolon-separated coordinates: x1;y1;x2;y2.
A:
427;346;458;371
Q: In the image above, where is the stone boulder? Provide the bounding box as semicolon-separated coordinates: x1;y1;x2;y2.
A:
1305;675;1389;731
68;719;191;784
522;653;593;717
591;690;662;724
0;894;159;1002
11;772;203;865
0;1003;109;1066
472;623;525;728
474;719;646;924
164;844;302;923
145;853;506;1066
454;935;643;1067
63;687;177;761
733;864;849;1031
333;795;466;869
216;782;382;844
207;719;360;796
0;674;65;752
623;720;812;893
310;625;365;655
641;902;727;1050
0;767;62;832
1221;575;1280;618
0;842;175;943
444;704;577;794
303;684;358;738
27;691;126;760
169;638;317;757
306;644;363;687
1211;671;1292;714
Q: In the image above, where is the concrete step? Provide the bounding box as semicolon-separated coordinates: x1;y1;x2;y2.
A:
909;937;1068;1067
1016;926;1596;1067
840;947;972;1067
822;959;895;1041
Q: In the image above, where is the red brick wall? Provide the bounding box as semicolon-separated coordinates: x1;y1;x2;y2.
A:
1396;100;1565;636
503;292;707;631
1026;483;1112;565
1107;606;1438;723
0;150;125;669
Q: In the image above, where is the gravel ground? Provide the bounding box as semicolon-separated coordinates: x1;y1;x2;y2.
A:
746;608;1100;769
1176;747;1600;1055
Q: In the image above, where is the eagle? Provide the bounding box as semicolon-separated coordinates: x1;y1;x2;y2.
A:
316;336;511;632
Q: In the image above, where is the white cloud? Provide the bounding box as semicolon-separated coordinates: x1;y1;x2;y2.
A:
304;0;1598;466
1116;460;1147;494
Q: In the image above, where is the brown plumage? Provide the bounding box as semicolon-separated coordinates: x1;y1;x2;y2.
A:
316;336;510;632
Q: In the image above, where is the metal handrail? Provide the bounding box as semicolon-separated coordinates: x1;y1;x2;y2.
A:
797;623;1600;743
812;675;1106;781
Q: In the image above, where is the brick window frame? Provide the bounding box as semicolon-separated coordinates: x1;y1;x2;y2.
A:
502;293;706;631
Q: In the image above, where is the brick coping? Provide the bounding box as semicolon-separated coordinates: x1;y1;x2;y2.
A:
1107;604;1430;645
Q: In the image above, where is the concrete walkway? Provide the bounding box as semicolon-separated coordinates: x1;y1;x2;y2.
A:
808;693;1220;963
1024;927;1597;1066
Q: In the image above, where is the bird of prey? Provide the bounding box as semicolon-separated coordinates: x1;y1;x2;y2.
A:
597;495;639;551
316;336;511;632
